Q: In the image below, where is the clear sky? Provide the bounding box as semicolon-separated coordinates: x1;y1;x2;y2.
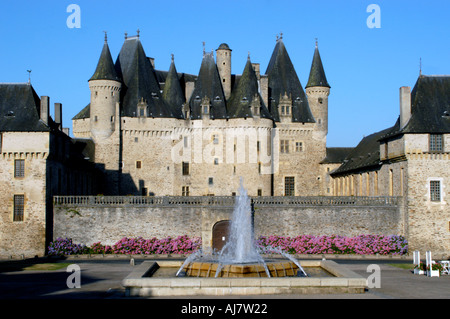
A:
0;0;448;147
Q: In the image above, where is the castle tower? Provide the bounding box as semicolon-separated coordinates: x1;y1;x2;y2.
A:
216;43;232;100
88;34;122;140
88;33;122;195
305;40;330;137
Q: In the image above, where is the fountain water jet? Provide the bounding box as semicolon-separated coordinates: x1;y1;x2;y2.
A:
176;178;307;278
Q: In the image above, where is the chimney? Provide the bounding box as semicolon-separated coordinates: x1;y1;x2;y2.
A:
399;86;411;129
40;96;50;125
54;103;62;130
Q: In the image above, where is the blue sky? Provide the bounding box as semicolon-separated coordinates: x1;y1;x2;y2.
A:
0;0;448;147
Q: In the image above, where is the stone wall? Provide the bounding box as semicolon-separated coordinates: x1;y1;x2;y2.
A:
53;196;403;250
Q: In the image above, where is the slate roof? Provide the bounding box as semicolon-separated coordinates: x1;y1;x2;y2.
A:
330;125;397;176
72;103;90;120
380;75;450;141
265;38;315;123
320;147;354;164
89;41;120;82
162;57;185;119
188;52;227;119
0;83;50;132
306;43;330;88
114;37;174;118
226;56;272;119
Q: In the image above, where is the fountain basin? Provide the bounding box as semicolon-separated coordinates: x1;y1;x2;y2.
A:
123;260;367;297
183;260;300;277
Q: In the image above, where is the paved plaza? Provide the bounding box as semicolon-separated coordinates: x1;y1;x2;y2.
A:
0;256;448;300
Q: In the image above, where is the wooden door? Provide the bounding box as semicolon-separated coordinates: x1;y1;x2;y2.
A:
212;220;230;253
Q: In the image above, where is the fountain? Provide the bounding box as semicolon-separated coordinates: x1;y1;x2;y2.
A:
122;179;367;296
175;178;307;278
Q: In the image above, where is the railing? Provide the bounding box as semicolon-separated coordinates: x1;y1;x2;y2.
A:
53;195;399;207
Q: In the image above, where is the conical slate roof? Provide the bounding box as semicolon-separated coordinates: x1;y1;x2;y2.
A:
306;43;330;88
265;38;315;123
89;40;120;82
114;36;174;118
188;51;227;119
162;56;185;119
227;56;272;119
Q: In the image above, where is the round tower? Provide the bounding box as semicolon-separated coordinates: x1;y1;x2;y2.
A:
305;40;330;137
88;35;122;140
216;43;232;100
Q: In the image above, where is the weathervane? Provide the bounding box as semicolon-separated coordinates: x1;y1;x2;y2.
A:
27;69;32;84
419;57;422;76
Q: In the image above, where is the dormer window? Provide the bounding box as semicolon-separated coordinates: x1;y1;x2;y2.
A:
137;98;147;117
203;105;209;114
281;105;290;116
241;97;248;103
253;106;259;116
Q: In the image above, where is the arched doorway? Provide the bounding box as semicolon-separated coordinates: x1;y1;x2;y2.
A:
212;220;230;253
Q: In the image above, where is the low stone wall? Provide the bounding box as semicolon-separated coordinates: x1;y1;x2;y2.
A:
53;196;404;249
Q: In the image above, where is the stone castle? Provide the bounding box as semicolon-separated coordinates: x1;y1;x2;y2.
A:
0;32;448;258
72;33;332;198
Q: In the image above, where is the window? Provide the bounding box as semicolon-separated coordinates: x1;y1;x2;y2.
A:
430;134;443;152
257;189;262;196
182;162;190;175
213;134;219;144
281;106;290;115
14;159;25;178
295;142;303;152
182;186;190;196
13;195;24;221
203;105;209;114
214;158;219;165
280;140;289;153
284;176;295;196
318;97;323;104
184;136;189;148
430;180;441;202
136;161;142;169
208;177;213;185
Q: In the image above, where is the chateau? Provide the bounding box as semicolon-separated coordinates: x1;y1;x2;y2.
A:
0;32;448;258
72;33;332;197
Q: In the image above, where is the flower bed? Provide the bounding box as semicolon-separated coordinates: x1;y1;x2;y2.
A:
256;234;408;255
48;234;407;256
48;236;202;256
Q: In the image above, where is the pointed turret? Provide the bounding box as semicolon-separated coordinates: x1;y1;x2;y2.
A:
188;51;227;120
306;40;330;89
89;34;120;82
114;33;173;118
227;55;271;119
305;39;330;137
89;33;122;140
162;54;185;119
265;35;314;123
